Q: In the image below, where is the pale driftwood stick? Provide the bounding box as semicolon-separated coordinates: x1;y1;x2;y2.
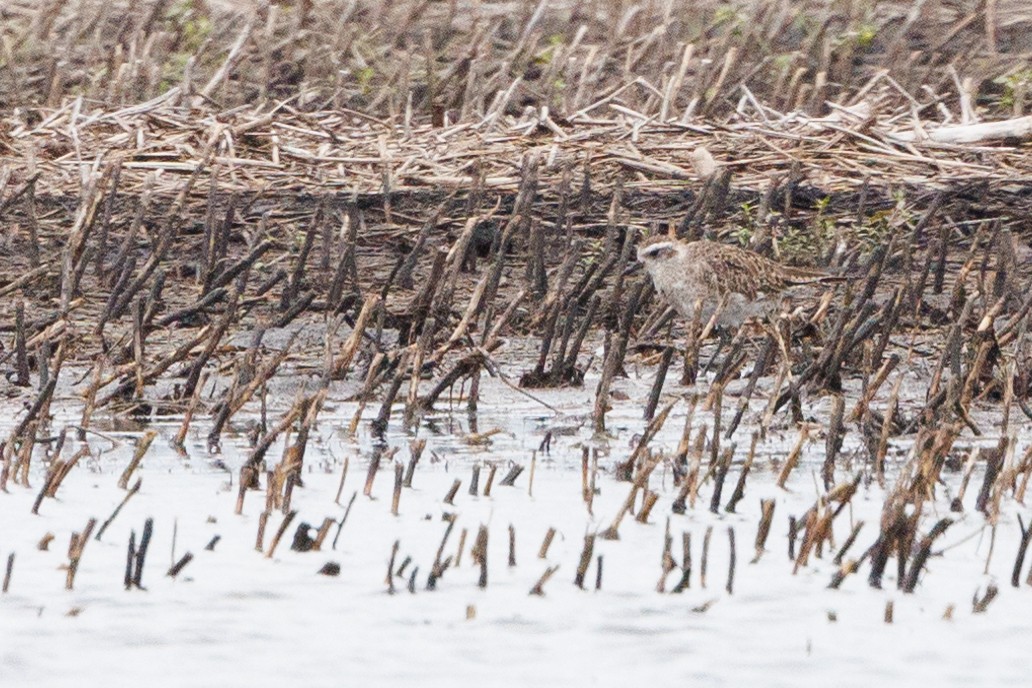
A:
890;115;1032;143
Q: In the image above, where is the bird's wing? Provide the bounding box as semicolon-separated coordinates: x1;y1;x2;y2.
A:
696;244;781;298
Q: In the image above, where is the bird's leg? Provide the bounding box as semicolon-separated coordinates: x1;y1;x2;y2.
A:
702;326;734;375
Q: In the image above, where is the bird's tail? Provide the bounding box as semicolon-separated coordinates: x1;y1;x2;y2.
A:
782;266;847;286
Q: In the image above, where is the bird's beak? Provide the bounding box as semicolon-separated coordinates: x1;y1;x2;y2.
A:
623;261;643;277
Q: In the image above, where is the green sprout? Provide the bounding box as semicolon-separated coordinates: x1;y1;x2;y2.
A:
994;69;1032;109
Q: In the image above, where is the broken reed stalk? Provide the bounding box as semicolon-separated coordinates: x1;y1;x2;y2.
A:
167;553;194;579
444;479;462;505
332;491;358;549
499;464;524;487
403;439;425;488
833;521;865;565
364;448;383;498
2;553;13;594
657;518;676;592
753;499;776;562
602;449;666;539
508;524;517;567
581;446;591;506
472;525;489;588
386;540;399;595
538;527;556;559
824;394;845;489
391;461;404;515
66;519;97;590
266;510;298;559
483;463;498;497
672;532;692;593
592;281;645;433
334;456;350;505
973;584;999;614
528;452;536;498
709;447;733;515
109;133;221;321
1013;515;1032;587
643;346;675;421
775;425;809;489
427;518;455;590
529;565;560;596
310;518;335;551
205;333;299;443
124;533;136;590
700;525;712;588
574;534;595;589
726;527;736;595
118;431;156;489
95;478;142;541
14;302;29;387
726;334;775;438
173;370;210;450
636;489;660;523
725;432;758;513
902;518;953;593
32;446;89;514
615;398;678;481
672;424;707;514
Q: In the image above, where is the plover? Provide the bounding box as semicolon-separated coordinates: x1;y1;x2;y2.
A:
635;236;841;328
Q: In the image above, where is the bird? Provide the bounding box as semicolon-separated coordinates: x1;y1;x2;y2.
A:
634;235;842;330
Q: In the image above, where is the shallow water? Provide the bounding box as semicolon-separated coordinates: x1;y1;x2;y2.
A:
0;368;1027;687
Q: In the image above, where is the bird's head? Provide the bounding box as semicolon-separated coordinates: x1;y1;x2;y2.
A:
636;238;681;267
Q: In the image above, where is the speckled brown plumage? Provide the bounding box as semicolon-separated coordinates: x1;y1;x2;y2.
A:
636;237;840;327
